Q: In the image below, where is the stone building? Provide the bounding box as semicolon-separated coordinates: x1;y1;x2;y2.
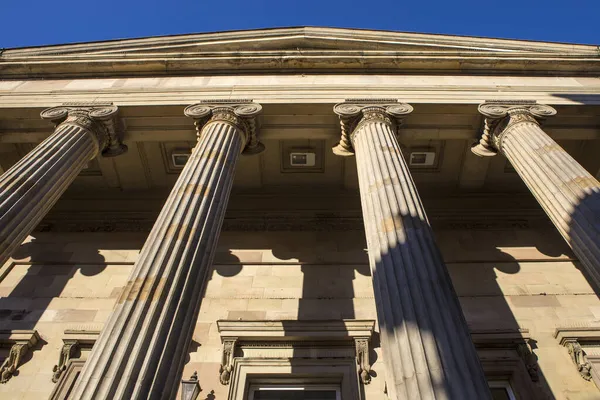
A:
0;27;599;400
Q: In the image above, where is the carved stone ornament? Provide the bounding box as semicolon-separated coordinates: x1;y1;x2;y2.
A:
219;337;237;385
471;100;557;157
516;341;540;382
332;99;413;156
565;340;593;381
217;320;375;387
0;330;40;384
40;102;128;157
354;337;371;384
52;340;79;383
184;100;264;155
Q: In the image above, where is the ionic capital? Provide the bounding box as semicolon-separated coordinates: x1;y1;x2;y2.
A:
184;100;264;155
41;103;128;158
332;99;413;156
472;101;557;157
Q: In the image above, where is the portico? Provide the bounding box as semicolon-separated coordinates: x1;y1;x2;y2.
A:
0;27;600;400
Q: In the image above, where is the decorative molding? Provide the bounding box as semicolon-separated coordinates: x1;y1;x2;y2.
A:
566;340;592;381
0;330;40;384
184;100;264;155
40;102;128;157
217;320;375;338
472;100;557;157
555;327;600;384
35;205;552;233
471;328;539;382
2;28;598;79
332;99;413;156
219;337;237;385
52;341;78;383
229;358;361;400
354;337;371;384
217;320;375;386
51;329;100;383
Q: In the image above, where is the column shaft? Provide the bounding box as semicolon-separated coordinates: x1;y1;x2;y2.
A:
0;122;99;266
351;111;490;399
70;118;244;399
499;120;600;285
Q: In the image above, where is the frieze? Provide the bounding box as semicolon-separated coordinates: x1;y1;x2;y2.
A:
34;212;551;233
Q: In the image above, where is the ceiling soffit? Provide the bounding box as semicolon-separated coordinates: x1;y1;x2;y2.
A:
2;27;599;78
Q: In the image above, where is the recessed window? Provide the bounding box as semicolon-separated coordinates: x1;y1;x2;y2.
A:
171;153;191;168
160;142;195;174
280;140;325;173
248;385;341;400
409;151;436;166
489;381;517;400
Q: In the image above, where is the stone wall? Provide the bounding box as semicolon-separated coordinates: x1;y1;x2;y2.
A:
0;229;598;399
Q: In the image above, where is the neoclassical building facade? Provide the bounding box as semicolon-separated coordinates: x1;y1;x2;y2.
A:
0;27;599;400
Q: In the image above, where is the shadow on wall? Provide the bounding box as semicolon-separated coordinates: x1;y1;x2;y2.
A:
0;232;147;385
0;236;106;386
188;221;564;399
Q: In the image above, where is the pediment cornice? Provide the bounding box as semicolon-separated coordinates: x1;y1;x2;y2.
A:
1;27;599;77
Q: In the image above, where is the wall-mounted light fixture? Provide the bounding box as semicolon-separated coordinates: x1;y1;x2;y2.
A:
181;371;201;400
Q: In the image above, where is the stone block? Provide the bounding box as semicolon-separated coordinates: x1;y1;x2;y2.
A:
509;295;560;308
227;310;266;320
52;309;97;322
247;299;283;311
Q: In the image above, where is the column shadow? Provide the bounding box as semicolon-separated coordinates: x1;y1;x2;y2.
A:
0;234;107;387
433;223;564;400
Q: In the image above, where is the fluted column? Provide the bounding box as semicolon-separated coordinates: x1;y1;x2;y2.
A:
70;102;263;400
473;101;600;287
334;101;490;399
0;104;126;267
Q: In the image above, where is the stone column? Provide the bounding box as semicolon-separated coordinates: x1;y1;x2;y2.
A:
472;101;600;288
0;103;126;267
333;101;490;399
70;102;263;400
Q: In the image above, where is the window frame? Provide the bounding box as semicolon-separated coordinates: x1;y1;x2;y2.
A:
247;384;341;400
489;380;517;400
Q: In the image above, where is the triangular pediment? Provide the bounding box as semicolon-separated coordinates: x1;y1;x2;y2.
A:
2;27;598;78
4;27;597;57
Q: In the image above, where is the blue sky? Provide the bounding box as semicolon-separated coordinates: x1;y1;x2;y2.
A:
2;0;599;48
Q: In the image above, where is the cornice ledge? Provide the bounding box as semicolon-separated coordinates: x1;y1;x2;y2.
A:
216;319;375;385
41;102;128;157
555;326;600;344
184;99;264;155
217;319;375;339
332;98;413;156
